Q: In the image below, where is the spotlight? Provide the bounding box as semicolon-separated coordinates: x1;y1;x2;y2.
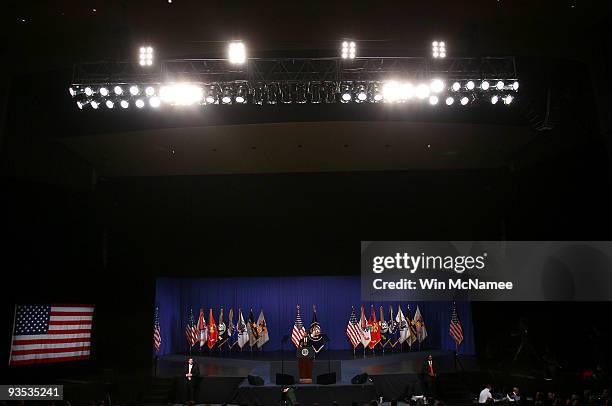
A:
429;95;439;105
452;82;461;92
415;83;430;99
357;91;367;102
399;83;414;101
114;85;123;95
149;97;161;108
235;95;245;103
341;41;356;59
139;46;154;66
90;100;99;109
445;96;454;105
432;40;446;58
228;41;246;64
120;100;129;109
430;79;444;93
503;95;513;105
496;80;505;90
160;83;204;105
481;81;490;91
512;81;519;91
221;95;232;104
105;100;114;109
382;81;401;102
373;93;383;102
369;83;383;102
84;87;93;97
206;95;216;104
129;85;140;96
491;95;499;104
76;101;84;109
466;81;475;90
235;85;248;103
99;87;109;96
145;86;155;96
135;99;145;108
205;85;219;104
460;96;469;105
69;87;76;97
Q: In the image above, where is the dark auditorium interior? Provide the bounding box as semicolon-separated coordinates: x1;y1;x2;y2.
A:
1;0;612;405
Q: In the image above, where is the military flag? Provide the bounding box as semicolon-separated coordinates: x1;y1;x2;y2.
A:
291;305;307;347
359;305;371;348
346;306;362;348
217;307;227;347
396;304;409;344
387;305;398;348
405;304;418;346
207;308;218;349
379;305;389;348
257;309;269;348
236;309;249;349
368;305;381;349
414;305;428;343
248;309;259;347
197;308;207;348
310;305;321;335
227;308;235;339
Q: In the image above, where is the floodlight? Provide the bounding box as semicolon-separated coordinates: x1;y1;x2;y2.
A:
221;95;232;104
445;96;454;105
452;82;461;92
235;95;245;103
357;91;367;101
76;101;84;109
114;85;123;95
503;95;513;105
69;87;76;97
120;100;129;109
399;83;414;100
160;83;204;105
84;87;93;96
512;81;519;91
90;101;99;109
466;81;475;90
460;96;469;105
145;86;155;96
341;92;352;102
129;85;139;96
432;40;446;58
139;46;154;66
429;95;439;105
341;41;356;59
135;99;145;108
481;81;490;91
235;85;248;104
105;100;114;109
491;95;499;104
430;79;444;93
496;80;504;90
415;83;430;99
149;97;161;108
99;87;109;96
228;41;246;64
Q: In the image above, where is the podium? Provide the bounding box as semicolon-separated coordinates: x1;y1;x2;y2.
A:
297;345;315;384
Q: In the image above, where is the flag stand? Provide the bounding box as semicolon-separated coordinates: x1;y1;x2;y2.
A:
454;343;465;372
153;355;158;377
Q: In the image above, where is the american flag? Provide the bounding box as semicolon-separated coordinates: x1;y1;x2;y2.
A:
153;305;161;353
185;308;198;347
9;304;94;366
449;302;464;346
291;305;306;347
346;306;363;348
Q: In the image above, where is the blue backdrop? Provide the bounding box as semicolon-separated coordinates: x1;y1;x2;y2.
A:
155;276;475;355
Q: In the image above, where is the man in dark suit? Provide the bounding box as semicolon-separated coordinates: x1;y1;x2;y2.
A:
421;354;437;399
183;357;200;402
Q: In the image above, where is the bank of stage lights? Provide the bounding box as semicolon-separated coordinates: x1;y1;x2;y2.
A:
69;79;519;110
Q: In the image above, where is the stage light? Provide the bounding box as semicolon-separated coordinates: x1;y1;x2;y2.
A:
105;100;114;109
206;95;215;104
235;85;248;104
466;81;475;90
228;41;246;64
341;41;356;59
399;83;414;101
512;81;519;91
496;80;505;90
357;91;367;102
120;100;129;109
84;86;93;96
373;93;383;102
382;81;400;102
221;95;232;104
145;86;155;96
460;96;469;105
432;40;446;58
415;83;430;99
135;99;145;108
99;87;109;97
481;81;490;91
429;95;439;105
445;96;454;105
205;85;219;104
503;95;514;105
90;100;99;109
69;87;76;97
149;97;160;108
114;85;123;95
160;83;204;105
76;101;84;109
491;95;499;104
129;85;140;96
139;46;153;66
452;82;461;92
430;79;444;93
235;95;245;103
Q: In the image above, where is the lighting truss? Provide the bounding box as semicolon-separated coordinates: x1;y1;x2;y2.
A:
69;56;518;109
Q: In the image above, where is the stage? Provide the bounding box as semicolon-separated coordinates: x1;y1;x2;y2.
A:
158;349;478;405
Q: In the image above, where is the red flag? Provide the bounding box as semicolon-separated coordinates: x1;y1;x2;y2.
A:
368;305;381;349
207;308;218;349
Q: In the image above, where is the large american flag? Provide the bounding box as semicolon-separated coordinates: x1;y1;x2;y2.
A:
291;305;306;347
9;304;94;366
346;306;363;348
449;302;464;346
153;305;161;353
